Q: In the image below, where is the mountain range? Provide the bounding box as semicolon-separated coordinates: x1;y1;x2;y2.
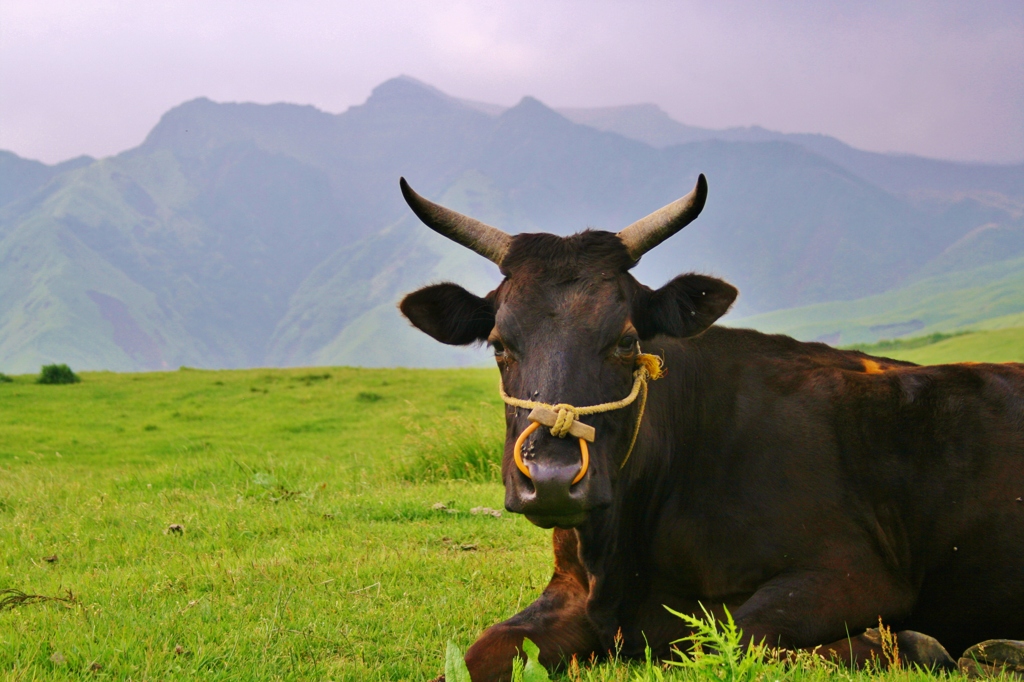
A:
1;76;1021;372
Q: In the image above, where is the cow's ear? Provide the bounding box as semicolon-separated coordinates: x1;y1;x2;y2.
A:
633;274;737;339
399;283;495;345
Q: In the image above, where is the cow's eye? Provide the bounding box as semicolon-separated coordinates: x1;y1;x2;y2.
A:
492;340;506;357
616;336;638;356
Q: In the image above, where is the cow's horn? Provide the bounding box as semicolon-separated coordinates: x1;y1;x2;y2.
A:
400;177;512;265
617;174;708;261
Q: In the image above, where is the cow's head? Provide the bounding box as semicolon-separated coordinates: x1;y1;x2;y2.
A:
399;176;736;528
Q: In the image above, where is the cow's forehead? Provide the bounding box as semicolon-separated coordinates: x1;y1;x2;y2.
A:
492;230;635;341
495;275;629;342
500;230;635;278
501;272;624;306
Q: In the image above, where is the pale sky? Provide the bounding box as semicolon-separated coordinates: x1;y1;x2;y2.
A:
2;0;1022;165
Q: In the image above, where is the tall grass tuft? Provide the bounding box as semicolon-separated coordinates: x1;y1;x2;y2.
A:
37;363;80;384
400;411;503;483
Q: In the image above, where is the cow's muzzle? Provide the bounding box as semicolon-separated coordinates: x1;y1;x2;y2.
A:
500;354;663;527
506;457;593;529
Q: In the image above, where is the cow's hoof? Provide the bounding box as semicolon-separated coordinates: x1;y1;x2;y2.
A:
959;640;1024;678
896;631;955;671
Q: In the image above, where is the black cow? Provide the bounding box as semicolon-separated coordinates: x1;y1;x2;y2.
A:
398;175;1024;681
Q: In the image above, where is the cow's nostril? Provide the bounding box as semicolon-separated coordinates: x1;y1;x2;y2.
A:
517;469;536;495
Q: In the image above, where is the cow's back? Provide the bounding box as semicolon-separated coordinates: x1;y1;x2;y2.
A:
857;360;1024;651
677;329;1024;652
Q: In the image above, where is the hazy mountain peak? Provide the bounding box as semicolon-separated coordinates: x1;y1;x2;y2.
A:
0;151;95;208
361;75;477;117
139;96;334;158
499;95;571;129
368;75;445;99
382;74;450;96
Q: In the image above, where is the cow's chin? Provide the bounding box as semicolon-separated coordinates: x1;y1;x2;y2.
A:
525;511;589;529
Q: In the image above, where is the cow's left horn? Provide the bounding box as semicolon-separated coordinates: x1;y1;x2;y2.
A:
400;178;512;266
617;174;707;261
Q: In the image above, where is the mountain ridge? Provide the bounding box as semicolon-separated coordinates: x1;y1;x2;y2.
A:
1;76;1020;373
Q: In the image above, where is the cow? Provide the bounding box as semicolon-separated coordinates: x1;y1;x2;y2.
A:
397;175;1024;681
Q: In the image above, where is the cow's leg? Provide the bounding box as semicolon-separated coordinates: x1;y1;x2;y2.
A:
607;598;951;670
464;529;600;682
808;628;955;670
730;565;931;668
958;639;1024;677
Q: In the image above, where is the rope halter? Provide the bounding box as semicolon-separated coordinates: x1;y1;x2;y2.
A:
499;353;663;485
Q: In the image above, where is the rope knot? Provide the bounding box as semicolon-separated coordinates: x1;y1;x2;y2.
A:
500;348;666;479
550;404;577;438
635;353;663;381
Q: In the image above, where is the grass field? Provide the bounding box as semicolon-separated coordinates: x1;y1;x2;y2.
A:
0;364;1013;680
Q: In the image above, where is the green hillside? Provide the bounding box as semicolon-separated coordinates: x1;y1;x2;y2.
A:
0;151;93;208
731;255;1024;346
849;327;1024;364
265;171;506;368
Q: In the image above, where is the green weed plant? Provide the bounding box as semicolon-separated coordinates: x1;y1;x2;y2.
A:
663;605;773;682
446;637;551;682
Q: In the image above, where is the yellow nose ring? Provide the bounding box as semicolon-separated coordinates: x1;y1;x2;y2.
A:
501;353;663;486
513;420;591;485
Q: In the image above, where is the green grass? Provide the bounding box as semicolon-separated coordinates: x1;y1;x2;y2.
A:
0;366;997;680
0;366;532;680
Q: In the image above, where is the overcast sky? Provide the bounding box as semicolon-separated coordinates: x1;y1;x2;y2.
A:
2;0;1022;165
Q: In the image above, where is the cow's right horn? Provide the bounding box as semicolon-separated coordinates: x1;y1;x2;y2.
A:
400;178;512;266
617;174;708;261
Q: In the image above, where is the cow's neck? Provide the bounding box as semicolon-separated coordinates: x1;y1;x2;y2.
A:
574;328;730;644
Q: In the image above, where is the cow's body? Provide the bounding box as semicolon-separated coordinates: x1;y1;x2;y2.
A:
394;175;1024;681
465;328;1024;679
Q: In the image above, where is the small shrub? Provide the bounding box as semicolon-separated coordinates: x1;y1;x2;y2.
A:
293;373;331;385
0;372;12;383
37;364;80;385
